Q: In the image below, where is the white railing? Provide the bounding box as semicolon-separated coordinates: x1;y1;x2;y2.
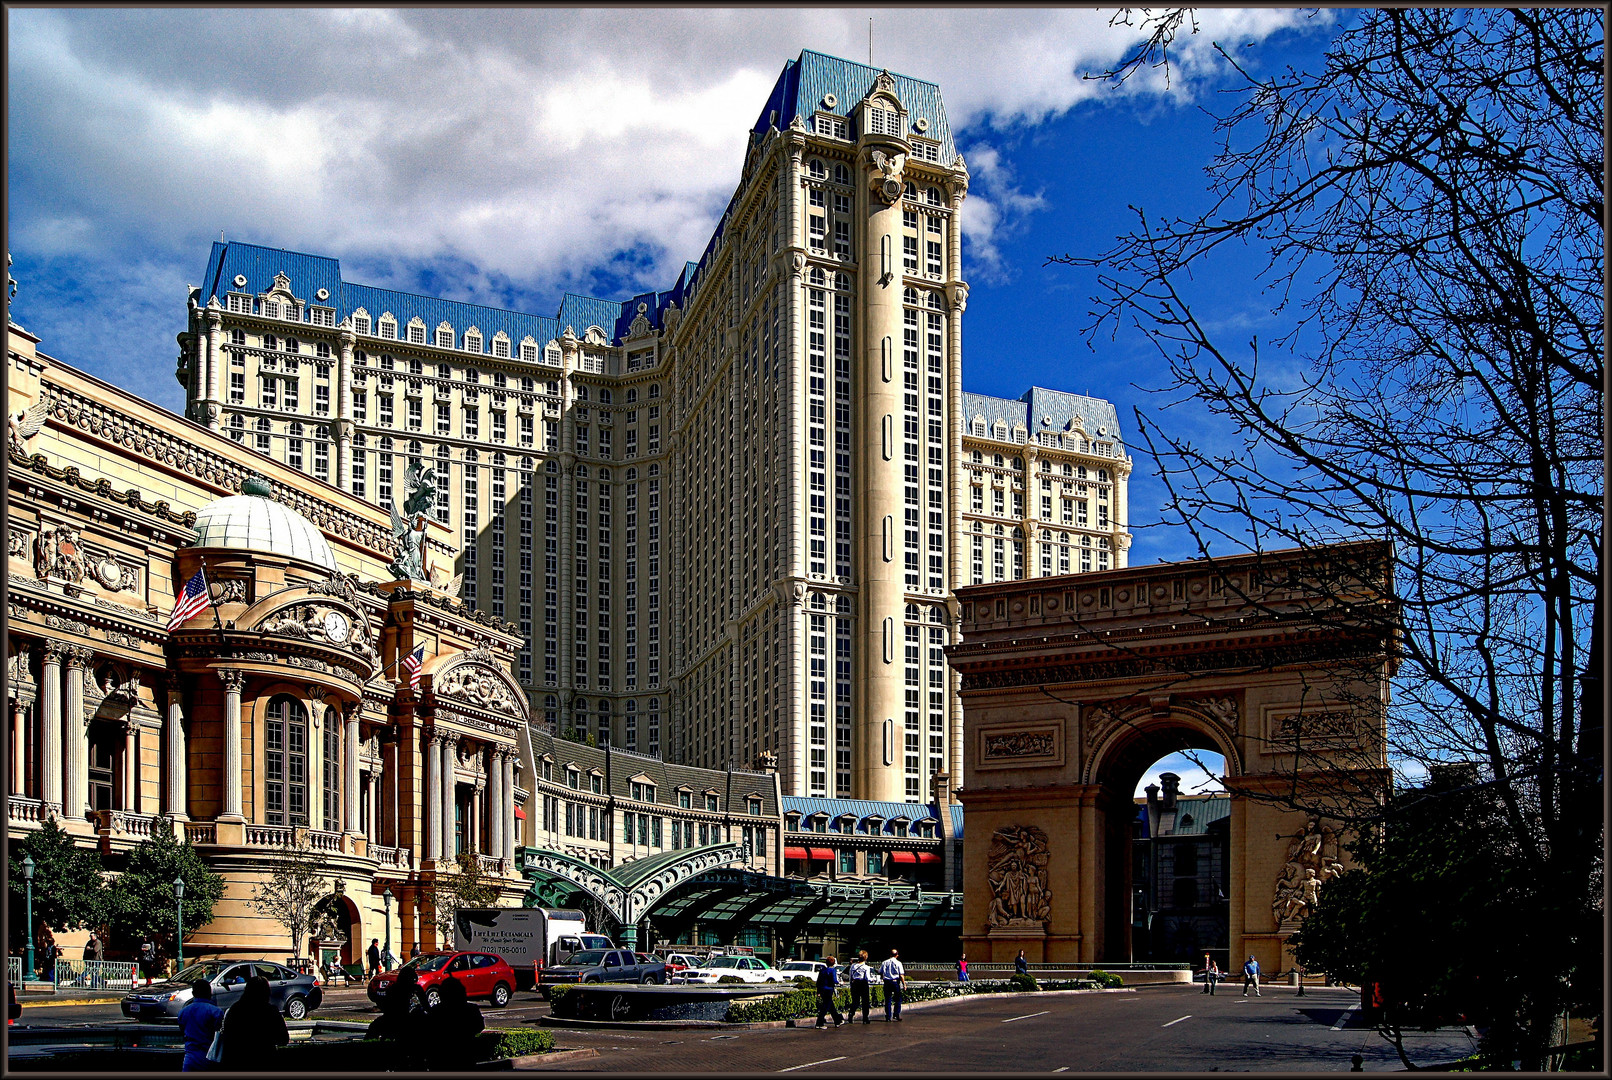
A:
8;956;21;987
476;854;508;877
307;829;343;853
246;824;295;847
94;810;158;840
9;795;46;825
184;822;217;845
370;845;410;870
53;959;139;991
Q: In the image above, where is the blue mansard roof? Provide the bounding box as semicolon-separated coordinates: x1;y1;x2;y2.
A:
963;387;1125;446
782;796;944;836
754;49;957;163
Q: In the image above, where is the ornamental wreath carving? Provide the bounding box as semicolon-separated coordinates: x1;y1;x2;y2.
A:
986;825;1052;929
435;662;521;715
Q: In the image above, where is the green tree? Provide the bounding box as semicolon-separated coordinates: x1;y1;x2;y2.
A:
107;817;225;964
248;839;330;960
7;817;109;944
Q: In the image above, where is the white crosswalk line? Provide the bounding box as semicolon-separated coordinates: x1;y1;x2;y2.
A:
779;1056;848;1073
1162;1015;1192;1028
1332;1004;1361;1031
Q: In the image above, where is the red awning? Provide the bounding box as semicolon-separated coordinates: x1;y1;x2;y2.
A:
808;848;835;862
513;805;526;820
784;846;810;860
890;851;918;864
916;852;941;865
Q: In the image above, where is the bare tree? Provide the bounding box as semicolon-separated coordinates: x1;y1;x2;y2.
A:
425;853;503;948
248;841;330;961
1054;7;1602;1067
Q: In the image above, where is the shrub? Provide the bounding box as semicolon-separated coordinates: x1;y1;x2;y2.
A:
1008;973;1040;992
717;975;745;984
477;1028;555;1059
1088;969;1124;989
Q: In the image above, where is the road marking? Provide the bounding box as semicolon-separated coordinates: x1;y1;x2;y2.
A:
779;1056;848;1072
1002;1010;1050;1023
1054;1068;1071;1073
1332;1004;1360;1031
1162;1015;1192;1028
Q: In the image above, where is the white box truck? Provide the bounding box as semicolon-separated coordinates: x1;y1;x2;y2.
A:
453;908;612;989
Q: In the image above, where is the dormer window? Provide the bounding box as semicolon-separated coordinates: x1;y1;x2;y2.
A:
464;329;482;354
867;817;884;834
435;324;455;349
786;814;800;832
407;319;426;345
812;816;828;834
747;797;762;816
541;757;553;782
590;771;603;794
813;114;848;139
492;334;510;358
566;767;579;790
352;310;372;335
864;105;901;136
678;789;692;809
705;793;719;812
379;315;397;340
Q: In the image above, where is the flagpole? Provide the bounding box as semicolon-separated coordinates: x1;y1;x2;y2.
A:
201;564;227;650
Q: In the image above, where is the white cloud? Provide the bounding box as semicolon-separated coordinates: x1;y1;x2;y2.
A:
7;8;1326;409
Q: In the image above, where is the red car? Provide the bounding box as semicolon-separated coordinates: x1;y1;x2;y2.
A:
367;951;516;1011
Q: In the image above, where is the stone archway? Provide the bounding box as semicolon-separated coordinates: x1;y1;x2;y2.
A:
948;542;1394;973
311;892;361;968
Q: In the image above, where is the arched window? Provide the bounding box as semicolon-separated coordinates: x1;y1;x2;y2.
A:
264;695;310;826
626;387;638;404
809;158;826;178
926;186;942;205
599;389;613;405
597;699;611;744
322;706;341;830
834;163;850;185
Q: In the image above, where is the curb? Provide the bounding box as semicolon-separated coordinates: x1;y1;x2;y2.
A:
504;1047;601;1069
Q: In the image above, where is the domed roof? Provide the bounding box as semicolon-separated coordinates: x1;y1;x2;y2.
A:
191;476;337;571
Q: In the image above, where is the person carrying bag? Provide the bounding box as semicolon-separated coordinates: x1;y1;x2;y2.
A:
847;951;873;1024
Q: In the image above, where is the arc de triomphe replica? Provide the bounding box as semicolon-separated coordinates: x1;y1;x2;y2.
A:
946;541;1395;973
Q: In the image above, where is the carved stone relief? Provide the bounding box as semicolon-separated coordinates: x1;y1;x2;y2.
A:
986;825;1052;929
1271;817;1344;930
982;731;1054;759
435;662;521;715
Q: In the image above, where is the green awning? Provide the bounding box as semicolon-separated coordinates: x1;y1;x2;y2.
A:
699;893;770;921
748;896;825;925
801;901;874;927
868;903;936;927
651;887;730;920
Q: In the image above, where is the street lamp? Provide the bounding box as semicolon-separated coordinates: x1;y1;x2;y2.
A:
174;877;186;970
21;854;36;981
382;887;393;957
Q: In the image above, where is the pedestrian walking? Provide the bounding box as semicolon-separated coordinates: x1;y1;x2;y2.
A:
36;927;54;981
366;939;382;979
139;939;156;985
1242;955;1261;997
1203;957;1220;996
847;951;873;1023
1014;949;1028;977
957;953;969;982
380;943;396;971
814;956;843;1028
879;949;906;1022
425;976;486;1069
409;942;421;960
86;934;104;989
177;980;223;1072
219;975;289;1070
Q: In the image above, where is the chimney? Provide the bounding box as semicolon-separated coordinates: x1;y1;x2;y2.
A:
1160;772;1180;810
1144;782;1162;840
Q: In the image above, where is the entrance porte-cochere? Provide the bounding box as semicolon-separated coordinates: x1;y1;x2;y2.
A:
947;541;1395;975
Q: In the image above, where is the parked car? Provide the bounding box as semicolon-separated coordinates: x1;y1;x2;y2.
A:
537;948;666;998
122;959;322;1022
366;951;517;1011
777;960;826;979
677;955;784;984
660;952;699;976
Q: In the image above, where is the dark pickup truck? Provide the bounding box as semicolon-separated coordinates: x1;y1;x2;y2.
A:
537;948;667;998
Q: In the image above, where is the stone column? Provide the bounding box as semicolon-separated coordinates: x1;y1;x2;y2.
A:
343;706;361;833
164;683;188;818
486;747;503;861
40;642;64;813
219;669;245;819
856;133;910;803
202;302;224;431
501;750;517;864
336;324;356;491
470;781;484;855
62;647;91;820
124;722;140;813
423;731;442;861
440;734;459;861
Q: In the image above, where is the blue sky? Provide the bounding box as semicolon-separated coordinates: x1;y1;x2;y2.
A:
8;9;1350;794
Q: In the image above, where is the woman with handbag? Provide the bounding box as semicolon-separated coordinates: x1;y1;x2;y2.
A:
219;976;288;1070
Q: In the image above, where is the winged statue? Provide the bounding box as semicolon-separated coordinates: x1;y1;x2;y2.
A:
8;399;48;454
869;149;907;204
386;463;439;581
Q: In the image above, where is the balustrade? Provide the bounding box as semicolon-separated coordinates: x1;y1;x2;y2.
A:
307;829;343;853
8;795;45;825
183;822;217;845
370;845;410;870
245;824;295;847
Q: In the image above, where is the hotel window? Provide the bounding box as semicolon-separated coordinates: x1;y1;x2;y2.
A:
493;335;509;358
263;696;309;826
839;850;857;875
378;317;396;339
903;235;918;271
254;417;271;453
315;382;330;415
814;114;847;139
678;791;692;809
435;326;453;349
866;849;884;875
465;331;482;353
408;322;426;345
407;399;422;431
313;434;329;481
282;379;299;411
229;370;245;404
436;403;451;435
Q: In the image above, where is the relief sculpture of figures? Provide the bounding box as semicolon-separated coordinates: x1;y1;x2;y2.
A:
1271;817;1342;928
986;825;1052;928
387;463;438;582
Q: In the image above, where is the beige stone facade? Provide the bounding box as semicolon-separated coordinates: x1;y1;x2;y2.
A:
172;52;1130;809
947;544;1393;974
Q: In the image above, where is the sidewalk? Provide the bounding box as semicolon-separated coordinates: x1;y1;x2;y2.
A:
18;983;379;1007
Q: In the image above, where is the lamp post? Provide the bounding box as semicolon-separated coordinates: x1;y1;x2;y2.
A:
174;877;186;970
21;854;36;981
382;887;393;958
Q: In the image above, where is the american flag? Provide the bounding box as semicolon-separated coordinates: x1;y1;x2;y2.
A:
165;568;211;633
403;643;426;691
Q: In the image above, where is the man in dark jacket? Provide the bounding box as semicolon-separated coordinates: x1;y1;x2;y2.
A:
219;976;289;1070
366;939;382;979
425;976;486;1069
814;956;843;1028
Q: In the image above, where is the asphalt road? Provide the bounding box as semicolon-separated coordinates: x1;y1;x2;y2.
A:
531;986;1479;1072
11;985;1479;1072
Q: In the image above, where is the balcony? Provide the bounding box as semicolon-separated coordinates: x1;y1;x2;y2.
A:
8;795;47;828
